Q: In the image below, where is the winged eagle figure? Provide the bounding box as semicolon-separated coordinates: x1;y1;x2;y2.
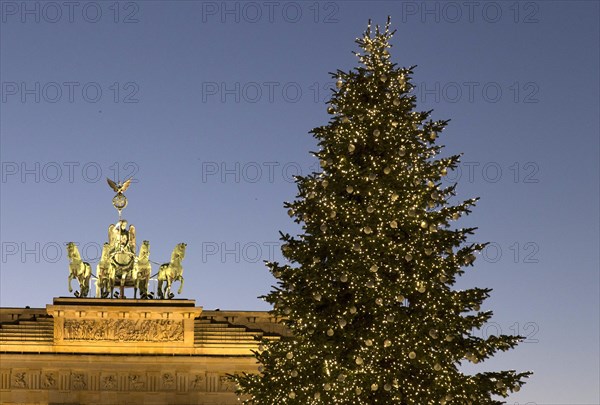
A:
107;178;132;194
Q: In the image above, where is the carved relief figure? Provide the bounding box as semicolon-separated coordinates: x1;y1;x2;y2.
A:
162;373;175;389
133;240;152;299
157;243;187;299
63;319;184;342
190;374;205;390
42;372;56;389
102;375;116;390
66;242;92;297
12;372;27;388
71;373;86;390
220;375;237;392
129;374;145;390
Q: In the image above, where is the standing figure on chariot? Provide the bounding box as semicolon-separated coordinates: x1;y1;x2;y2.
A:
109;219;136;256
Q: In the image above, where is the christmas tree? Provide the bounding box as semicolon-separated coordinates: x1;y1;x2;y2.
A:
233;18;532;404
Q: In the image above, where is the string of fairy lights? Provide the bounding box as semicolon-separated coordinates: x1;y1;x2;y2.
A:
232;17;531;405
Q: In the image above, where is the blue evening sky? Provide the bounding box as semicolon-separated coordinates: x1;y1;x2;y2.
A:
1;1;598;403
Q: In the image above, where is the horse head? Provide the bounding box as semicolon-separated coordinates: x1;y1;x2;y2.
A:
66;242;81;262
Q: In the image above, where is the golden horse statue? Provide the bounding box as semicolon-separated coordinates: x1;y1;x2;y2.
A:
157;243;187;299
95;243;115;298
66;242;92;297
132;240;152;299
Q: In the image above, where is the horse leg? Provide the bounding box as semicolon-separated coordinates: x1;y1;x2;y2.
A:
120;274;126;299
68;274;73;293
96;277;101;298
157;280;164;299
177;276;184;295
166;278;172;298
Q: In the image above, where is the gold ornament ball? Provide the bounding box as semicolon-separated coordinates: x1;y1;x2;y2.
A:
327;329;334;336
441;168;448;176
346;185;354;193
391;192;399;201
418;285;426;293
355;356;364;365
369;264;379;272
399;147;406;156
434;363;442;371
368;173;376;181
366;280;375;288
371;383;379;391
363;226;372;234
340;274;348;282
384;383;392;391
320;159;327;168
336;79;343;89
386;315;394;322
380;74;387;82
383;167;391;174
445;335;454;342
373;129;380;136
330;211;336;218
348;144;356;152
324;383;331;391
349;305;357;314
367;206;375;213
392;121;399;127
425;248;433;255
286;352;294;359
429;329;438;339
384;339;391;347
393;98;401;106
375;297;383;305
342;116;350;123
291;370;298;377
289;392;296;399
339;319;347;328
409;351;417;359
320;224;328;232
365;339;373;346
355;388;362;395
390;220;398;228
287;209;294;217
322;180;329;188
404;254;413;262
420;221;428;229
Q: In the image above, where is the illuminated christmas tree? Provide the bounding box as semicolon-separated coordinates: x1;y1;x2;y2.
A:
234;18;532;404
